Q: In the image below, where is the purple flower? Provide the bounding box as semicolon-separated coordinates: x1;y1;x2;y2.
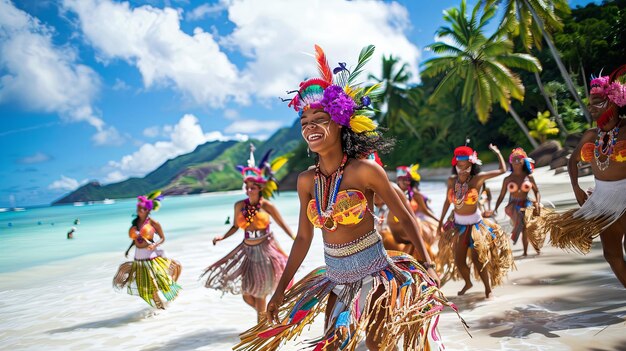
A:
333;62;348;74
361;96;371;107
321;85;356;126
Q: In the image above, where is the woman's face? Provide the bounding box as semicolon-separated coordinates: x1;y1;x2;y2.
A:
136;205;150;217
511;156;524;172
455;160;471;176
588;94;610;121
397;177;411;191
300;108;341;153
245;181;261;197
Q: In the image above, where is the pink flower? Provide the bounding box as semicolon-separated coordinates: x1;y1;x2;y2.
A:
607;82;626;107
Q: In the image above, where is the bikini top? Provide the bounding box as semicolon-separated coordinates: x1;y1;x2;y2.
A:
581;141;626;163
236;211;270;230
508;177;532;193
447;188;479;205
129;220;155;242
410;198;419;212
307;189;368;228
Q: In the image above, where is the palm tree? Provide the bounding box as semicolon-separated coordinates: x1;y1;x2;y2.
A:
483;0;592;123
369;55;420;138
422;0;541;148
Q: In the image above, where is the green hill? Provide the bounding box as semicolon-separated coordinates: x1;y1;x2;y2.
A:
53;119;302;204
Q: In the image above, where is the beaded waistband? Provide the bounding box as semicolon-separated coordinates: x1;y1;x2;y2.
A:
324;229;380;257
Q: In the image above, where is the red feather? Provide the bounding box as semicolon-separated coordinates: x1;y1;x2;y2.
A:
314;45;333;85
609;64;626;83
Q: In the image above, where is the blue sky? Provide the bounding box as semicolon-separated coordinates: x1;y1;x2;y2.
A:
0;0;597;207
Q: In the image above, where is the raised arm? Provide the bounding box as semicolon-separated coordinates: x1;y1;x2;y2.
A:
264;201;296;240
267;172;315;323
477;144;507;181
213;202;241;245
364;162;439;286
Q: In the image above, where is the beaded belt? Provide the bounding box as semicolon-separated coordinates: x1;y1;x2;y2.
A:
324;230;391;284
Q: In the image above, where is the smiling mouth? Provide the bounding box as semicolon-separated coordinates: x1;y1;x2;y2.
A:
307;133;323;142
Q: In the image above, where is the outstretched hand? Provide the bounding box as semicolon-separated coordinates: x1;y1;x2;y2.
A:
488;143;501;154
212;236;223;245
266;291;285;324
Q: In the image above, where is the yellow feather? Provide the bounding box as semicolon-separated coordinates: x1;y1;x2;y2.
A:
364;83;382;96
349;115;377;133
270;156;288;172
409;163;421;182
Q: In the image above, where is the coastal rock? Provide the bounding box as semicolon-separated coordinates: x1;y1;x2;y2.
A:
529;141;562;167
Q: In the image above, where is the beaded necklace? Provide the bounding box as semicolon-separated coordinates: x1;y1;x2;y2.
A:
314;154;348;232
453;176;472;210
135;217;150;243
594;124;620;171
241;198;262;227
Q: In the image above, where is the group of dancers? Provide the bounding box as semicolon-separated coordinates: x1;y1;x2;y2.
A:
112;45;626;351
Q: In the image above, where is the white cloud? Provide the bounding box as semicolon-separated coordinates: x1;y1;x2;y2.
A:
112;78;130;91
223;108;239;120
222;0;421;98
186;2;227;21
48;175;85;191
17;152;51;164
103;114;247;183
143;125;161;138
224;119;283;134
63;0;247;108
92;125;125;146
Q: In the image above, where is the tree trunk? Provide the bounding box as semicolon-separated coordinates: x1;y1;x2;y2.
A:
580;59;589;101
523;0;592;124
508;103;540;149
533;71;567;136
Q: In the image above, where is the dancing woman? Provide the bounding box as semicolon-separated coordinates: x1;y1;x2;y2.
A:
113;191;182;309
492;148;547;256
201;146;295;321
396;164;440;255
546;66;626;287
436;145;514;297
234;45;463;351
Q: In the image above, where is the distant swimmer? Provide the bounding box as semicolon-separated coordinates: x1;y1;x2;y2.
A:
67;227;76;239
224;216;230;225
74;218;80;225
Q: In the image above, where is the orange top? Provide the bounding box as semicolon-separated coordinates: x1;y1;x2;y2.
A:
307;189;368;228
581;141;626;163
448;188;479;205
129;221;155;241
236;211;270;230
410;198;419;213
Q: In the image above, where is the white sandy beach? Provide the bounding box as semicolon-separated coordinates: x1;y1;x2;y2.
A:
1;168;625;351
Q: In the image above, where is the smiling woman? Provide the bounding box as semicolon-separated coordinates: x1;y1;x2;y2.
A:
234;45;464;351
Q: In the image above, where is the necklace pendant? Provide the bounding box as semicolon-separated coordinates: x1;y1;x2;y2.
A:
323;217;338;231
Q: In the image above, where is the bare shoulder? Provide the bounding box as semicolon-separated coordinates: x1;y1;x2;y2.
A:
447;175;456;186
581;128;597;142
149;218;161;227
349;158;386;176
262;200;276;211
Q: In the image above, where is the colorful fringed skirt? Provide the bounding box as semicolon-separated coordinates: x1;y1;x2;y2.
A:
201;233;288;298
546;178;626;254
234;230;464;351
436;211;514;287
113;247;182;308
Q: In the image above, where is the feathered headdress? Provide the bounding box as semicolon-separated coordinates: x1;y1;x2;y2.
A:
236;143;288;199
137;190;164;211
452;146;482;166
287;45;380;134
396;164;421;182
590;64;626;127
509;147;535;173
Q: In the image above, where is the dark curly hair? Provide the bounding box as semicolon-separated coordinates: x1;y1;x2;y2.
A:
451;163;481;176
341;128;394;159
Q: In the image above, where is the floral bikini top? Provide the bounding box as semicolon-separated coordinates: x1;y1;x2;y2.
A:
129;219;155;242
236;211;270;230
307;189;368;228
580;141;626;163
447;188;479;205
508;177;532;193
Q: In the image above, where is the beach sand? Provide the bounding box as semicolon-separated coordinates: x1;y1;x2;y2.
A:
1;168;624;350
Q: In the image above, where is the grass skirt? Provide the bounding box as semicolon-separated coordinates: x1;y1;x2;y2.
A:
505;199;551;252
201;233;288;298
233;230;465;351
113;248;182;308
436;214;514;287
546;178;626;254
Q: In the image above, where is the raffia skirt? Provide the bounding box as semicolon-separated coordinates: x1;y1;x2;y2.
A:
233;230;465;351
113;247;182;308
201;233;288;298
546;178;626;254
436;211;514;287
505;199;551;252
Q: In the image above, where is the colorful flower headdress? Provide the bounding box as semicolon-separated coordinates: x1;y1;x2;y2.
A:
137;190;164;211
396;164;421;182
236;144;288;199
452;146;482;166
590;65;626;127
509;147;535;173
287;45;380;134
